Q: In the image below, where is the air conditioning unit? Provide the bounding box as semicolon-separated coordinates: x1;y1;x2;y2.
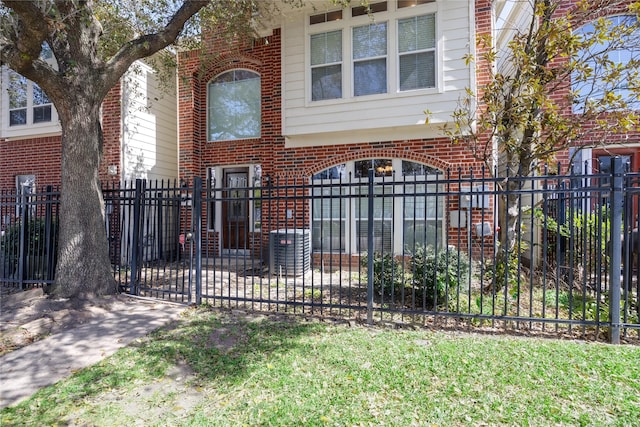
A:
269;229;310;276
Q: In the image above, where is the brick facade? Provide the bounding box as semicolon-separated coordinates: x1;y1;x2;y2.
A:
177;4;494;259
0;84;123;190
178;27;487;184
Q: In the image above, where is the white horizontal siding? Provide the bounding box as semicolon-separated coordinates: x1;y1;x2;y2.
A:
281;1;472;142
122;61;178;181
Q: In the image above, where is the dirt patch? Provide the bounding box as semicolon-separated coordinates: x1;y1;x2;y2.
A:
0;287;156;356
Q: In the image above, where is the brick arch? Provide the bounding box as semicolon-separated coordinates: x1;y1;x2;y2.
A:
201;53;263;84
304;149;454;177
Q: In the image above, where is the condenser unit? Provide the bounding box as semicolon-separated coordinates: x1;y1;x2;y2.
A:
269;229;310;276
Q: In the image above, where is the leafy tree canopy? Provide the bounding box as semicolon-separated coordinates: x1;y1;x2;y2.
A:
442;0;640;176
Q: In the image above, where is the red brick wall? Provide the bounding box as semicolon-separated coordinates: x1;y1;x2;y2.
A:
176;3;496;258
178;31;282;184
0;135;62;189
0;83;123;190
99;83;123;183
547;0;640;170
178;27;491;182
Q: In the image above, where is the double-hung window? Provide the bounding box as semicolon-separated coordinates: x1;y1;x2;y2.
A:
8;72;27;126
353;22;388;96
310;30;343;101
308;1;437;101
1;44;59;138
398;14;436;91
7;71;53;126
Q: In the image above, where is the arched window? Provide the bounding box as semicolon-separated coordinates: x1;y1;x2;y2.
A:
311;159;444;254
207;70;261;141
572;15;640;113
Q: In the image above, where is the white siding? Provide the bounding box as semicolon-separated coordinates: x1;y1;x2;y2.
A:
494;0;534;75
122;61;178;181
281;1;473;146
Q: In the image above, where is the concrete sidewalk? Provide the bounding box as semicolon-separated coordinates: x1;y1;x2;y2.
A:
0;298;185;409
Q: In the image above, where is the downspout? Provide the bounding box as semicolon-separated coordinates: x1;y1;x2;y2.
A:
120;76;127;183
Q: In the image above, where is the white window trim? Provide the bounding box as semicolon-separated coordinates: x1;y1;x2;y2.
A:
206;69;262;143
0;67;61;140
572;14;640;114
206;165;261;235
352;21;389;97
310;30;344;101
305;0;441;106
310;159;445;255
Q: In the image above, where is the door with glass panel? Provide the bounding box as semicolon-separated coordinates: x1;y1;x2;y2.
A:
222;168;249;250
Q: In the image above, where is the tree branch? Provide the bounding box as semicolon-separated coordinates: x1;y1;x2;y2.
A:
0;1;49;72
105;0;208;89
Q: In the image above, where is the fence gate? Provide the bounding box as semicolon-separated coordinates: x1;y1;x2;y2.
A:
104;179;198;303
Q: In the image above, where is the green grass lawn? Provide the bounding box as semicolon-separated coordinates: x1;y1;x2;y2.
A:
2;307;639;426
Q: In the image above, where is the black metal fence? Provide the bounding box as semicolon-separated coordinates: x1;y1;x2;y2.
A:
0;185;58;288
1;158;639;342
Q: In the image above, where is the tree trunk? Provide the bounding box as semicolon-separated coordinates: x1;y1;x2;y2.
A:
50;98;117;299
493;155;529;291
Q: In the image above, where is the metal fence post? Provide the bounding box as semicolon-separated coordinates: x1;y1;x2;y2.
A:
367;168;375;324
192;177;203;305
129;179;144;296
17;188;28;289
44;185;55;281
609;156;623;344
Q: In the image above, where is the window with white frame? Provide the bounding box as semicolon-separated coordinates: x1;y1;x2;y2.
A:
207;70;261;141
311;159;444;254
398;14;436;91
7;71;53;126
353;22;388;96
311;30;343;101
308;0;437;101
572;15;640;113
1;44;59;138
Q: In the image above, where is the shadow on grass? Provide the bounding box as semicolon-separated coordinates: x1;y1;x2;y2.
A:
141;308;328;386
1;307;328;424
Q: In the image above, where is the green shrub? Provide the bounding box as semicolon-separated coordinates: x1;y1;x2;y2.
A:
360;246;471;309
360;252;407;298
1;218;58;263
410;245;470;308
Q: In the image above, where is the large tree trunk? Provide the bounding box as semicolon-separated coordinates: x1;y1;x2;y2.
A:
50;98;117;299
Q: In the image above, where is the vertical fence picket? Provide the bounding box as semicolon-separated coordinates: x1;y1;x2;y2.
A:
193;177;203;305
609;157;624;344
129;179;144;296
366;168;375;325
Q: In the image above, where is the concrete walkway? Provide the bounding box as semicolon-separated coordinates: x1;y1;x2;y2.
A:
0;298;185;409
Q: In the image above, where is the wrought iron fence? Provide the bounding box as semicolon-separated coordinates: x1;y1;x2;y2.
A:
1;158;639;343
0;185;58;289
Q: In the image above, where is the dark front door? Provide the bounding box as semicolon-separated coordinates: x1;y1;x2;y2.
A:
222;168;249;250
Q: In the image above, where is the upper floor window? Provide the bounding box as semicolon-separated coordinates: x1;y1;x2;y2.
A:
308;1;437;102
311;31;343;101
1;43;60;138
398;14;435;90
397;0;435;8
7;70;53;126
572;15;640;113
208;70;261;141
353;22;388;96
